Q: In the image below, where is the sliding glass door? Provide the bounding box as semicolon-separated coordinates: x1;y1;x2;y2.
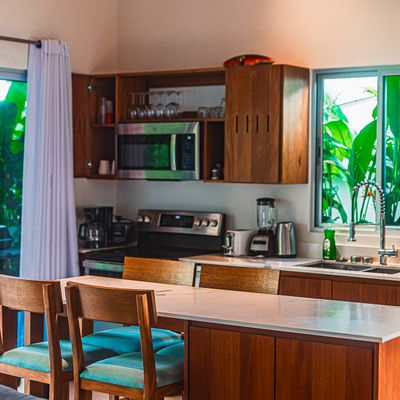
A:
0;69;27;277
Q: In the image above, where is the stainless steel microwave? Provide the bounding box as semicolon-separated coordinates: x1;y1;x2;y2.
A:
116;122;200;180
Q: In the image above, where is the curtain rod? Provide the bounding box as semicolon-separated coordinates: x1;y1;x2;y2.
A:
0;35;41;48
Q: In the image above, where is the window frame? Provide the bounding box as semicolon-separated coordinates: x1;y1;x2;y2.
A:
312;65;400;233
0;67;26;82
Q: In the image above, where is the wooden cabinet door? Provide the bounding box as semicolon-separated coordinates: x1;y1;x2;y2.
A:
188;325;275;400
251;65;279;183
72;74;91;177
279;274;332;299
224;67;253;182
332;281;398;305
276;338;373;400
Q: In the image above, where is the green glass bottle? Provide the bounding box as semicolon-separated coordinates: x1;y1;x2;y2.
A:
323;229;337;260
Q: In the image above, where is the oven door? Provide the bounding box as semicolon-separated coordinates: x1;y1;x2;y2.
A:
116;122;200;180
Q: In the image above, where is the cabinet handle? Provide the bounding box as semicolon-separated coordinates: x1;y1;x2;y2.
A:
256;115;259;133
235;115;238;133
267;114;270;134
246;115;249;133
86;161;93;169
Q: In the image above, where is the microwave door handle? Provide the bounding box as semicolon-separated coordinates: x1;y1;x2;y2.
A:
170;134;177;171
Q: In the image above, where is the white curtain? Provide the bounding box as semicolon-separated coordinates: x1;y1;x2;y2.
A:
20;40;79;280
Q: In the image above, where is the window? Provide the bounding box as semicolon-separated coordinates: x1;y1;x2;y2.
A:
0;68;27;276
315;67;400;228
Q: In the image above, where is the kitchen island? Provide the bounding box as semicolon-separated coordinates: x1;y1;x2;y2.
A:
64;275;400;400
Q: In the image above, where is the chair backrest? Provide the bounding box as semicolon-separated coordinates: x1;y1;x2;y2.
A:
123;257;196;286
0;275;64;376
199;264;280;294
66;282;157;393
0;274;63;314
65;282;157;326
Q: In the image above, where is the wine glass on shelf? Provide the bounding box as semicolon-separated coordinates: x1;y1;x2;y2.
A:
127;92;138;120
155;91;165;118
177;91;184;117
137;92;147;119
147;92;156;119
165;91;178;118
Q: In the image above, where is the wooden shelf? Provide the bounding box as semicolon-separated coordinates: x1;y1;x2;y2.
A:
117;117;225;124
92;124;115;128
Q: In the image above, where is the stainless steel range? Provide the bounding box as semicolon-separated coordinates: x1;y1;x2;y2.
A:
82;209;225;277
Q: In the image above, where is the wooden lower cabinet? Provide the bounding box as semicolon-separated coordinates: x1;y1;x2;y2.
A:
276;338;374;400
188;326;275;400
332;281;398;305
186;323;400;400
279;273;332;299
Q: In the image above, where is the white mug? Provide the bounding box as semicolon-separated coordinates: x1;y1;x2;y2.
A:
98;160;111;175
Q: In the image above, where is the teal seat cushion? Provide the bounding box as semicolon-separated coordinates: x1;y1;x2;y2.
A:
80;342;184;389
0;340;118;373
82;326;183;354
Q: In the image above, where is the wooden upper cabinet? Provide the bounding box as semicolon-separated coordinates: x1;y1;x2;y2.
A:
224;64;309;184
71;73;116;178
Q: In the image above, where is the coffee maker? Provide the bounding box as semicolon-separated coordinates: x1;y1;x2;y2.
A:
249;198;276;256
78;207;113;249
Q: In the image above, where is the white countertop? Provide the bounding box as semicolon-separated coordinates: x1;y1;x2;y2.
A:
180;254;400;282
63;275;400;343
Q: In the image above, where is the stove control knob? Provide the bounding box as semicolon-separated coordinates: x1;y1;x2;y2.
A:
143;215;152;224
201;219;210;227
194;218;202;227
137;215;144;224
210;219;218;227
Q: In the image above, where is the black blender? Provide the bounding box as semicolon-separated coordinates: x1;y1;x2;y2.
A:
249;198;276;256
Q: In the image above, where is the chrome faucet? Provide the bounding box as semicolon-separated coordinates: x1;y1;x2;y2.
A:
348;180;398;265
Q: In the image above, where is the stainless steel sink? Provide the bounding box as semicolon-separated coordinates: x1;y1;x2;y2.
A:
304;263;371;272
363;267;400;275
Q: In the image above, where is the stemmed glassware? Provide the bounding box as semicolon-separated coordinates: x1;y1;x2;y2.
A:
127;91;184;120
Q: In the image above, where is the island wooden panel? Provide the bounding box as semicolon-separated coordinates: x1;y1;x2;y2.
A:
188;326;274;400
332;281;398;305
279;273;332;299
276;338;374;400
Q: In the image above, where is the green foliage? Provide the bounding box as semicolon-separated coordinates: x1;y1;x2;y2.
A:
322;91;377;224
0;81;27;248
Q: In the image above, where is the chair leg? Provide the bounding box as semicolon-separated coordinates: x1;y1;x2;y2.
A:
77;388;92;400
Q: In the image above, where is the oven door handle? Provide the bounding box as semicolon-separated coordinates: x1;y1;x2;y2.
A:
170;134;177;171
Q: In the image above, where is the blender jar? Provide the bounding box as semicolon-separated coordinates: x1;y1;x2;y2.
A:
257;198;276;231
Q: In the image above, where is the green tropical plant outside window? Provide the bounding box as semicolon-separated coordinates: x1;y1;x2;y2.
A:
316;69;400;228
0;73;27;276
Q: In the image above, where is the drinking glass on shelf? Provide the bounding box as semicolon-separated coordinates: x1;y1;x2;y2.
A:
127;92;139;120
197;107;209;118
155;91;165;118
165;91;178;118
137;92;147;119
220;97;225;118
177;91;184;116
148;92;157;119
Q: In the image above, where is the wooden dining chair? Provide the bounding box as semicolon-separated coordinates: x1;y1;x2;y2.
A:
0;275;69;399
66;282;184;400
0;275;117;400
199;264;280;294
80;258;188;355
123;257;196;286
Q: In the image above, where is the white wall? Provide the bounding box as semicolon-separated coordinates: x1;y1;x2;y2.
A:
1;0;118;73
